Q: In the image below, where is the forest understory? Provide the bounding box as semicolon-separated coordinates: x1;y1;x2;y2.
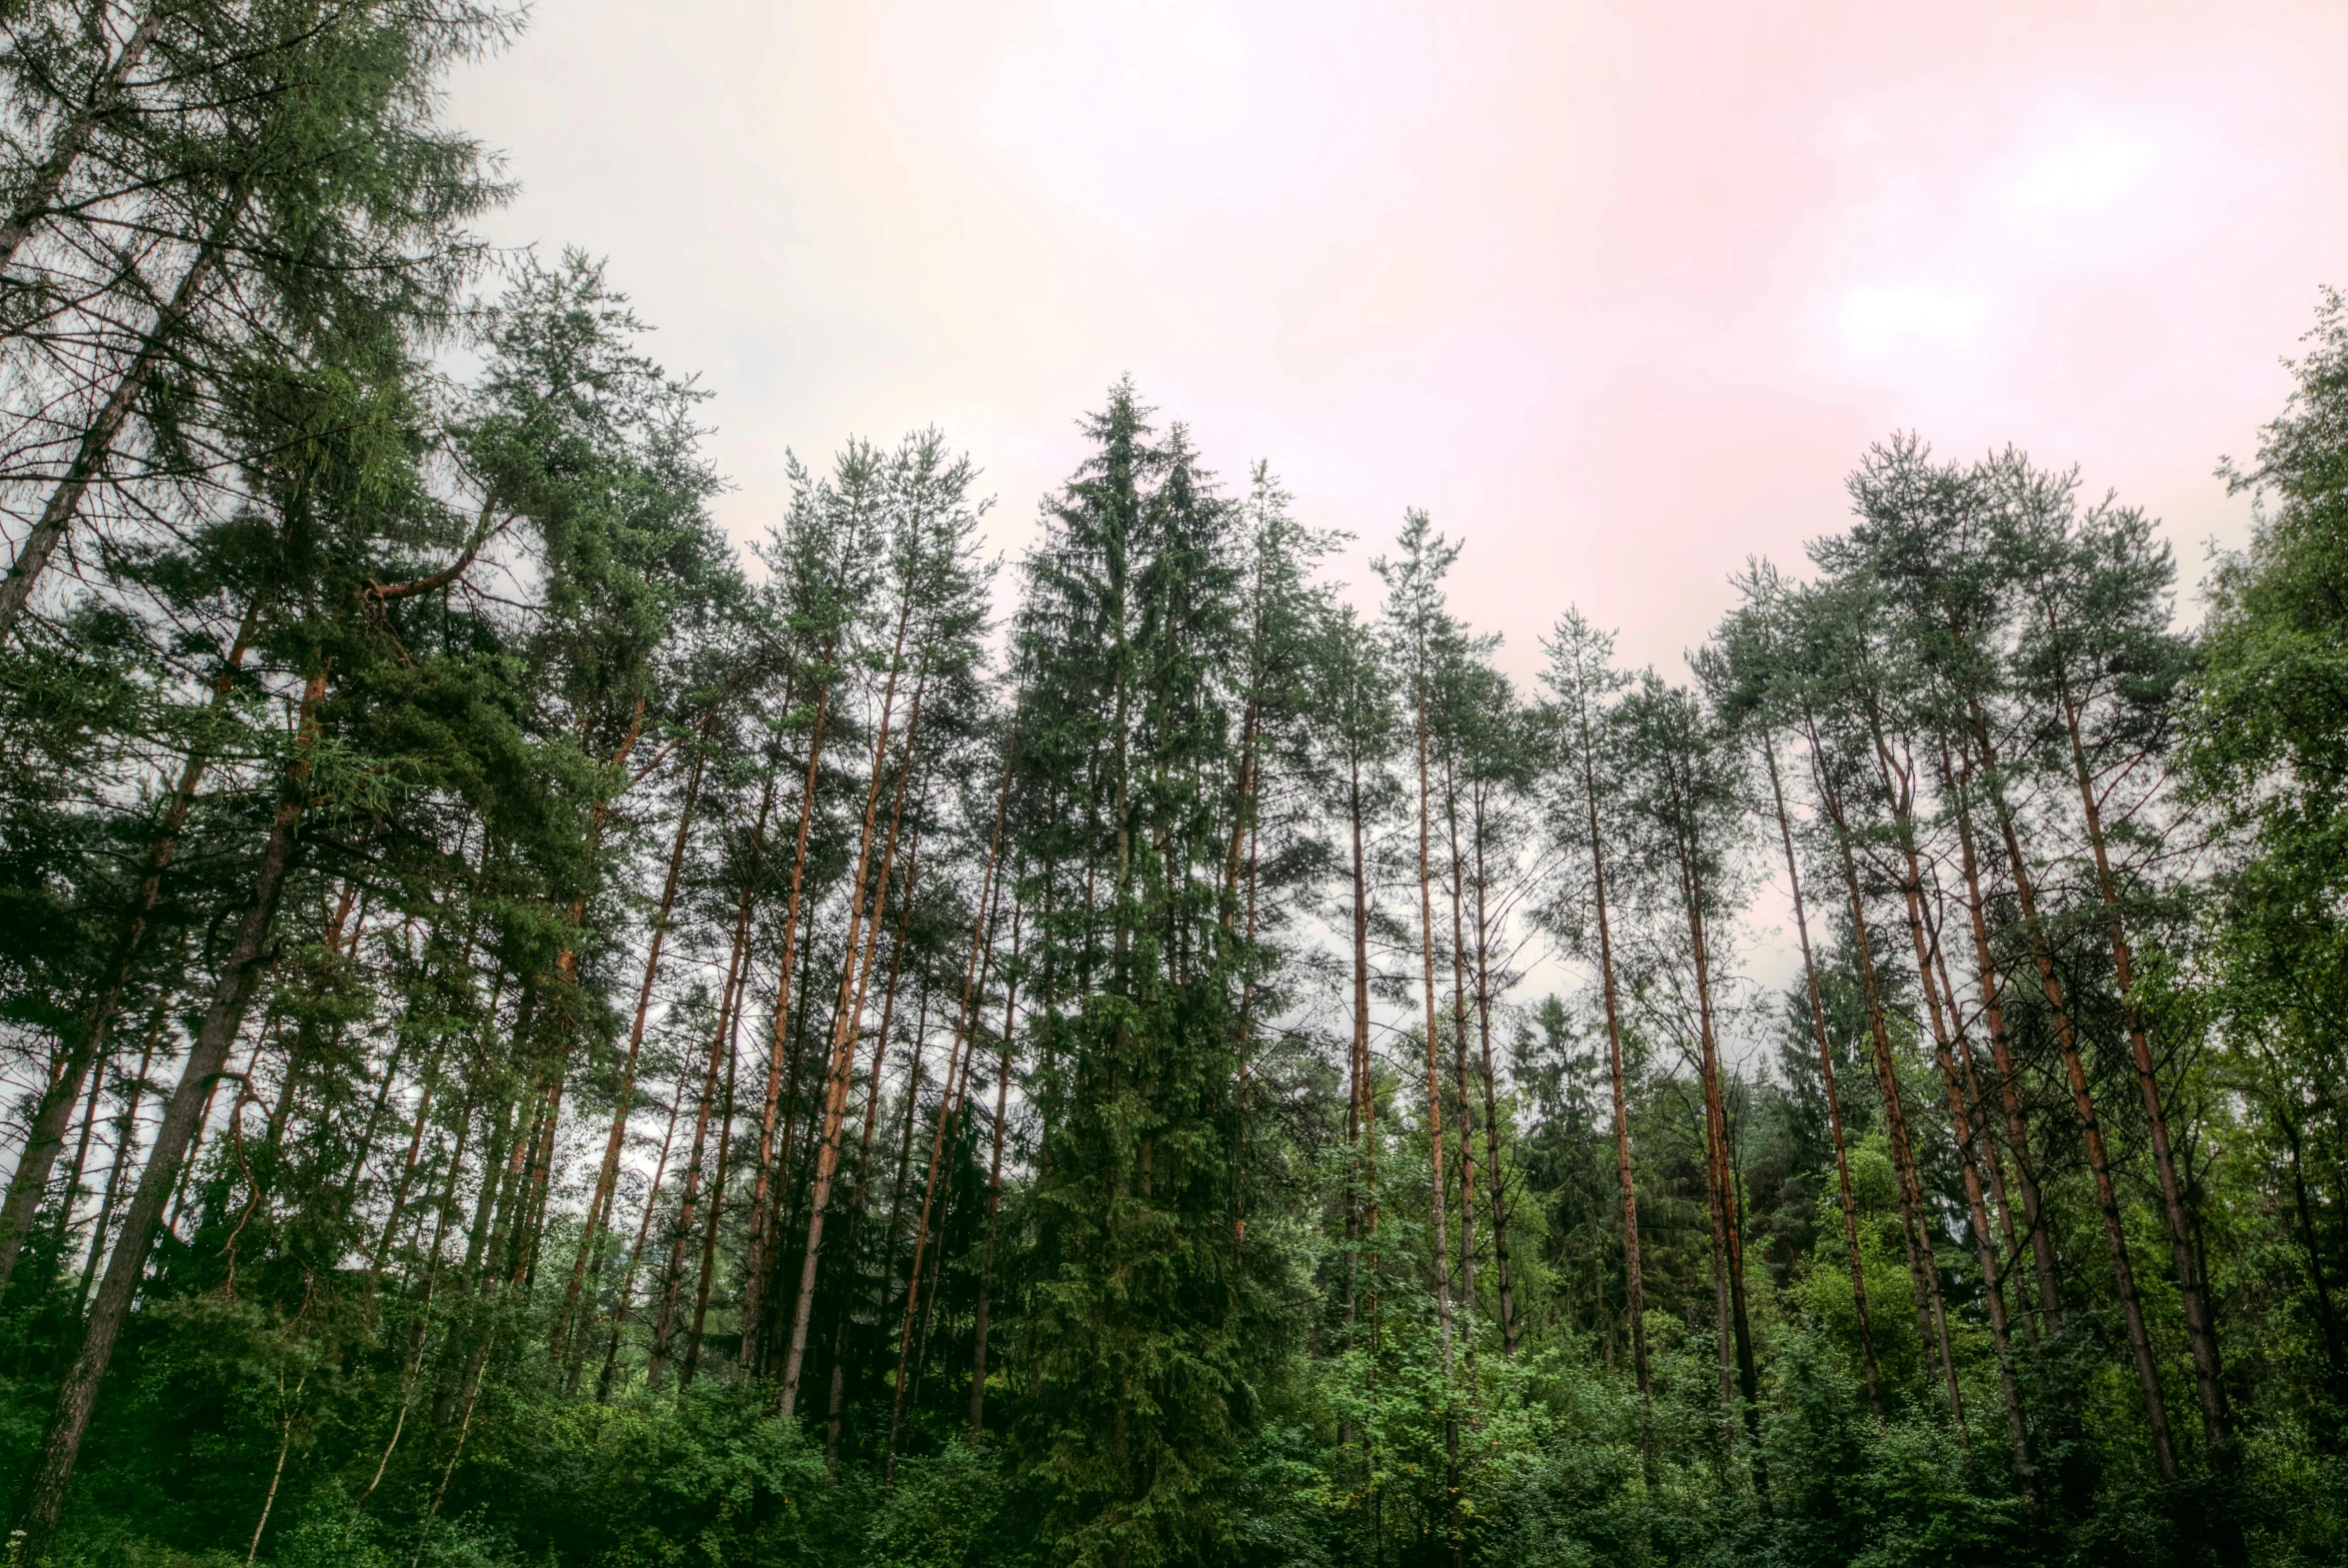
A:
2;5;2346;1566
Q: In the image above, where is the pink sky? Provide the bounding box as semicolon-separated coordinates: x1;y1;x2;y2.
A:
449;1;2348;684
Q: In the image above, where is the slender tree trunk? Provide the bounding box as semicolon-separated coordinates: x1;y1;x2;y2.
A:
597;1079;684;1400
1866;724;2029;1472
2278;1102;2348;1402
828;818;928;1461
74;1013;160;1320
2050;668;2230;1455
1804;716;1964;1429
47;1055;109;1280
1942;737;2063;1338
1413;675;1455;1375
1977;722;2180;1481
555;737;716;1363
1468;780;1519;1355
1346;751;1373;1337
1667;789;1762;1452
0;595;262;1297
15;661;326;1566
0;6;168;271
970;896;1025;1441
0;182;250;639
1573;682;1648;1401
683;997;741;1385
648;965;734;1388
887;813;1009;1475
1760;732;1881;1414
780;622;923;1418
1442;755;1477;1362
738;669;840;1368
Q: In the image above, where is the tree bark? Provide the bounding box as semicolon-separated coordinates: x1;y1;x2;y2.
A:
970;896;1026;1441
0;6;168;272
1977;722;2180;1481
1760;731;1882;1414
1804;715;1964;1429
1941;736;2063;1338
14;661;326;1566
1664;765;1762;1453
1412;664;1455;1377
0;182;250;639
737;669;840;1368
2049;660;2231;1455
554;733;716;1364
779;612;923;1418
1571;676;1648;1401
0;594;262;1297
1466;776;1519;1356
887;805;1009;1474
1866;723;2029;1472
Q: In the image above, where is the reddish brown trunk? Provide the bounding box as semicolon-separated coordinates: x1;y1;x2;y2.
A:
883;730;1016;1467
1665;775;1761;1447
1573;680;1648;1400
1867;724;2028;1471
1804;717;1964;1428
780;622;924;1419
1980;729;2179;1481
2051;667;2230;1454
1941;735;2063;1338
555;736;716;1363
738;674;839;1367
1760;733;1882;1414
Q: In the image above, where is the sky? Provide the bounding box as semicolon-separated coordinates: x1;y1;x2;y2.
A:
446;0;2348;685
446;1;2348;1050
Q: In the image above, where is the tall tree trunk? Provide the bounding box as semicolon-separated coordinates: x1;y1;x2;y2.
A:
1977;723;2180;1481
1346;749;1374;1336
15;661;326;1566
1463;777;1519;1355
0;594;262;1297
970;896;1025;1441
1412;674;1455;1376
1667;790;1762;1454
0;182;250;639
827;813;929;1460
647;967;734;1388
597;1078;684;1400
683;998;741;1385
1866;725;2029;1473
738;670;840;1368
2278;1102;2348;1404
779;619;923;1419
1941;737;2064;1339
1572;681;1648;1401
887;822;1009;1475
1760;732;1881;1415
554;735;717;1363
0;6;168;270
2049;663;2231;1455
73;1013;160;1320
1804;717;1964;1429
1442;755;1478;1362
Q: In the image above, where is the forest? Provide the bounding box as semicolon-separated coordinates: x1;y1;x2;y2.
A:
2;5;2346;1566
